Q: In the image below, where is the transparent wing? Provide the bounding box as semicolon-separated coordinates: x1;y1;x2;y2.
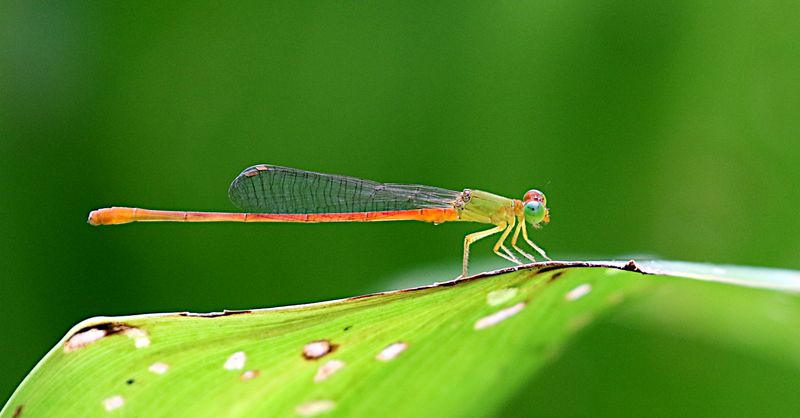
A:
228;164;461;214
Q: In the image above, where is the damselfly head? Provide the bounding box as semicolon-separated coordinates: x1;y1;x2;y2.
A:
523;189;549;226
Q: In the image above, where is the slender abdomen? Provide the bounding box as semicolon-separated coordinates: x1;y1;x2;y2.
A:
88;207;459;226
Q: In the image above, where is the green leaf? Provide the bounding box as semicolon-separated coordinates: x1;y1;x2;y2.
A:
3;261;800;417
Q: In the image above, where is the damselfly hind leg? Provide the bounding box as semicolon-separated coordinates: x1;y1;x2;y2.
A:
461;224;506;278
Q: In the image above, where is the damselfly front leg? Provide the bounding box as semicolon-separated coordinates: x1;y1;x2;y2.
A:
511;218;536;262
521;220;550;261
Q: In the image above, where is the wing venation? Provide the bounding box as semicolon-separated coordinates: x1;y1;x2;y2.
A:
228;164;460;214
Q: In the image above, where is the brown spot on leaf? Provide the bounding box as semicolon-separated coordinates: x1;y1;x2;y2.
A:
64;323;148;353
12;405;23;418
623;259;645;273
240;370;260;381
303;340;337;360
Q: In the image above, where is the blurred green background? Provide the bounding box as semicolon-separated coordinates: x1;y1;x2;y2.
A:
2;0;799;413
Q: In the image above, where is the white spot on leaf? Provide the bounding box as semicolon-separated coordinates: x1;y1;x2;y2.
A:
65;328;106;352
224;351;247;370
103;395;124;411
148;362;169;375
565;284;592;301
133;336;150;349
486;288;518;306
376;342;408;361
122;327;150;348
314;360;345;382
303;340;334;360
296;400;335;416
474;302;525;330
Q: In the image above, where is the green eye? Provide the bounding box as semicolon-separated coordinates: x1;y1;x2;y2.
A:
524;201;546;225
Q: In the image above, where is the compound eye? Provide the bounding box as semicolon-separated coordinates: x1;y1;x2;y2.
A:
523;189;546;205
524;200;546;224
